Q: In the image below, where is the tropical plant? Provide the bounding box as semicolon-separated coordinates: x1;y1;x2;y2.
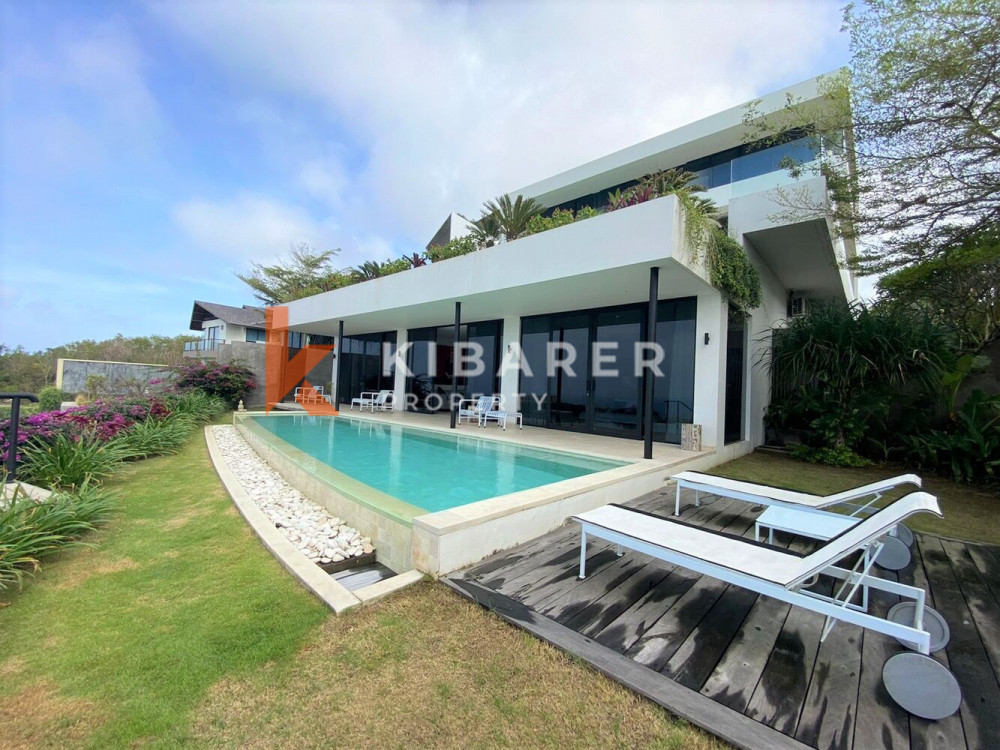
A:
0;480;117;593
175;361;255;407
464;210;502;248
467;193;545;245
20;432;129;489
766;301;953;458
350;260;384;282
902;390;1000;484
403;252;428;268
525;208;576;236
166;390;228;423
111;415;195;459
426;236;478;262
707;231;762;314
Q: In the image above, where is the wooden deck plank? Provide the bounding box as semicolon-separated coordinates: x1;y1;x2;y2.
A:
900;538;968;750
917;535;1000;750
794;618;864;750
966;543;1000;608
566;559;676;637
443;576;813;750
700;595;793;712
849;569;911;750
939;539;1000;682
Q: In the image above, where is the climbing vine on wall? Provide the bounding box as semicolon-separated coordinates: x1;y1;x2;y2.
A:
706;228;762;314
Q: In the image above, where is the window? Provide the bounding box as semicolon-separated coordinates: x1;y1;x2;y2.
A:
288;331;305;349
245;327;266;343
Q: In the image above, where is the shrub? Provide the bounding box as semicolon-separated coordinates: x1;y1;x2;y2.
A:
789;444;873;468
0;481;117;593
20;432;129;489
767;301;952;454
111;415;195;459
426;236;477;263
902;389;1000;484
175;361;255;407
525;208;576;235
166;390;228;423
37;386;67;412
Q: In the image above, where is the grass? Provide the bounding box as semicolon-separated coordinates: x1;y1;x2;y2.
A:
0;426;717;749
707;450;1000;545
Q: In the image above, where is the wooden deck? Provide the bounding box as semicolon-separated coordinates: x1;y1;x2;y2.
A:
445;486;1000;750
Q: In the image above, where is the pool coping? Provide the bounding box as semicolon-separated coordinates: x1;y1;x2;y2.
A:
233;410;721;575
205;426;424;613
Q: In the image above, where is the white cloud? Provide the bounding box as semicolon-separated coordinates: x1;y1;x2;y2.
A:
172;194;334;262
150;1;845;250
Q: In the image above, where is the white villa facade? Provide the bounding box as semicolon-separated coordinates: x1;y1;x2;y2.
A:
282;74;856;459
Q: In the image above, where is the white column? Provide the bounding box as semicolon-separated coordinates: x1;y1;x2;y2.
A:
498;315;521;412
692;291;726;449
392;328;408;411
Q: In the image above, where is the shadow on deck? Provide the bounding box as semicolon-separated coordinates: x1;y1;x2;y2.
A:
445;486;1000;750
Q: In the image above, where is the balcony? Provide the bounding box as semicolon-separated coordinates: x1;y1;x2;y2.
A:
183;339;222;358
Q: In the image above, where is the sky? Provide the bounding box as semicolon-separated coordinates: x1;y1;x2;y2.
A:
0;0;855;351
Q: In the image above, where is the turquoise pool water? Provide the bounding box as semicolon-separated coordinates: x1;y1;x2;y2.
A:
249;415;625;513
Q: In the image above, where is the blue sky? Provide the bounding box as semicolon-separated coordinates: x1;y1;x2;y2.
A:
0;1;851;350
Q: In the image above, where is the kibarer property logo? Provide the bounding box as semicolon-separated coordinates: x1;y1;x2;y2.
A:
264;306;338;415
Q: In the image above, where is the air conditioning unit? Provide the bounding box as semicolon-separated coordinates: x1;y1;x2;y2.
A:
789;295;807;318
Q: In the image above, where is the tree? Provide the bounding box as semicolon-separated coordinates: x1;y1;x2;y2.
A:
878;223;1000;351
463;193;545;246
744;0;1000;274
236;244;349;305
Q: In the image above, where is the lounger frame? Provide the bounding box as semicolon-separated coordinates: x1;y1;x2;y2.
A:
575;518;932;654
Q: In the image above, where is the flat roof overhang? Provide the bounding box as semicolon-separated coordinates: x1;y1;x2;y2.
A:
284;196;714;337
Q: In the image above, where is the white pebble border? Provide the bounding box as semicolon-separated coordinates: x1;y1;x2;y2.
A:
211;425;373;565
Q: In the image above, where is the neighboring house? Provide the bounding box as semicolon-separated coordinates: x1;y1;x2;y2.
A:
186;300;334;406
186;301;268;355
279;73;856;455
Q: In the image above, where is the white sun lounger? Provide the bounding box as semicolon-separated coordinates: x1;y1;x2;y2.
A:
350;389;394;412
482;408;522;430
572;492;961;720
672;471;922;516
457;395;498;426
672;470;921;569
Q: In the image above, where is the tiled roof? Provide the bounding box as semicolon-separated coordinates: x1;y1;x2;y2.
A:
189;300;266;331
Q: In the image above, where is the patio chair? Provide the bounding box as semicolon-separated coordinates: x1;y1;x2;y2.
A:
671;471;920;569
294;385;325;405
370;390;395;412
457;395;498;426
573;492;961;721
481;407;522;430
350;389;392;412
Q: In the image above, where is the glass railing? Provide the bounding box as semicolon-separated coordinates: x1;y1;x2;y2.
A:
184;339;222;352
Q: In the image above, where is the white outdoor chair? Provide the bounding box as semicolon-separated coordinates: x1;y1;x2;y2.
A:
482;407;522;430
369;390;395;412
671;471;920;569
350;389;391;412
457;395;498;426
573;492;961;721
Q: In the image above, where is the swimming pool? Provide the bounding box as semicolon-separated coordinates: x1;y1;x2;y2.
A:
248;414;625;514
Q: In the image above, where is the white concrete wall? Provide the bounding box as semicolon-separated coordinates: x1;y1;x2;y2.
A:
392;328;408;411
692;292;726;449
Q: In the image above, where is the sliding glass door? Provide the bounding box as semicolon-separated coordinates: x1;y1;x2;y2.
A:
405;320;502;412
519;299;696;443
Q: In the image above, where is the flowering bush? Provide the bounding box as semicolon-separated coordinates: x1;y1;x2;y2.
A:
0;396;171;464
175;361;256;406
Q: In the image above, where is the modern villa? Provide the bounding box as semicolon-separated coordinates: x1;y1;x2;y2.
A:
280;74;856;457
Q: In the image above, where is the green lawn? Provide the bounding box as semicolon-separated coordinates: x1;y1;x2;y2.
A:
707;450;1000;545
0;430;717;749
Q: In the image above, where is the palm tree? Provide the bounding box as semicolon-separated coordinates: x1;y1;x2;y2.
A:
484;193;545;242
644;167;706;195
350;260;383;282
462;210;502;248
